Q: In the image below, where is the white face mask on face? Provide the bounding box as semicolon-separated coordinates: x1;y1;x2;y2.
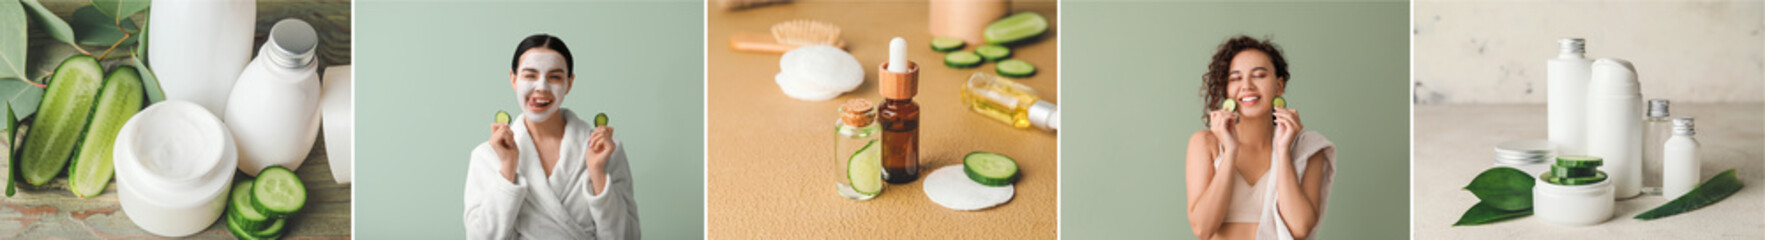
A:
514;50;570;122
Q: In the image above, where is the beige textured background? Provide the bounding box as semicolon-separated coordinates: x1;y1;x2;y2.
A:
706;0;1058;238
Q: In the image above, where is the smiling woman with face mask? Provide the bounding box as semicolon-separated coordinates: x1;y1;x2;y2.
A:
464;34;642;240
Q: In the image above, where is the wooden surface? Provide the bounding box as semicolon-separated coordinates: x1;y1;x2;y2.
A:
1412;104;1764;239
707;0;1059;238
2;2;353;239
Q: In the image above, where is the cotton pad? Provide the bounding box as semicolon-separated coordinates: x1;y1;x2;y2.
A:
924;165;1014;211
776;45;863;101
775;72;841;101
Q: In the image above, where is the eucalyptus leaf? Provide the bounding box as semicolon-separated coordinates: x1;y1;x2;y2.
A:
91;0;149;21
1463;167;1535;211
20;0;75;45
133;11;147;59
0;0;27;82
130;55;161;103
1453;202;1531;226
70;6;138;47
0;79;43;121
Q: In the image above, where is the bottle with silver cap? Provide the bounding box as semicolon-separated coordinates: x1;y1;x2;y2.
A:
1663;117;1700;199
960;72;1059;132
224;19;324;176
1586;58;1642;199
1548;38;1593;155
1641;99;1671;194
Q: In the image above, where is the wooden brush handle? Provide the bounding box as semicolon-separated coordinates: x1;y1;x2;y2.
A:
729;32;846;54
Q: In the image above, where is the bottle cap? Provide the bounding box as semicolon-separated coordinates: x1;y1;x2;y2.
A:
266;19;318;69
1672;117;1695;136
879;61;919;99
1648;99;1670;118
1029;101;1058;131
1558;38;1585;55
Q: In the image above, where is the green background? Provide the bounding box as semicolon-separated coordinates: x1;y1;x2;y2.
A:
353;1;703;238
1061;1;1410;239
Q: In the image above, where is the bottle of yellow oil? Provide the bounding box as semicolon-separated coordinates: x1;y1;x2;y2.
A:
960;73;1058;131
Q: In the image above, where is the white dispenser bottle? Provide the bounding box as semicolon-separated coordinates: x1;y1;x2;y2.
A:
1663;117;1700;199
1586;58;1642;199
147;0;255;116
224;19;322;176
1548;38;1592;155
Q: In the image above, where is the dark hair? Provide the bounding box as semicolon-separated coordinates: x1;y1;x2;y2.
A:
1201;35;1289;117
511;34;575;76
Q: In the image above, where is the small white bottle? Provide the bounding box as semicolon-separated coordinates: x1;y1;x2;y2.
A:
1641;99;1671;194
1663;117;1700;199
1586;58;1642;199
224;19;322;176
147;0;256;116
1548;38;1593;155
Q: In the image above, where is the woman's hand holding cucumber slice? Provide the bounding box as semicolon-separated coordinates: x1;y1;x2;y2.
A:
1207;107;1241;152
585;126;616;195
1271;106;1303;155
489;122;519;183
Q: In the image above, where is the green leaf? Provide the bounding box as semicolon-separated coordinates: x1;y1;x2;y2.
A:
1636;169;1744;220
130;55;161;103
1463;167;1535;211
1453;202;1531;226
20;0;75;45
70;6;137;47
4;101;13;197
0;0;27;82
91;0;149;21
0;79;43;121
133;11;147;59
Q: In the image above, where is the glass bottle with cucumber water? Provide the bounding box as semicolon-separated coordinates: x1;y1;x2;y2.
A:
835;99;884;200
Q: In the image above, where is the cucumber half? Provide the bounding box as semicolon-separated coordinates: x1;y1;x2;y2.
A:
984;12;1049;45
976;45;1011;62
494;110;511;124
945;51;982;68
594;112;609;127
69;66;145;198
848;139;883;195
252;166;306;217
995;59;1036;78
963;152;1019;186
230;180;270;230
930;37;965;52
21;55;106;186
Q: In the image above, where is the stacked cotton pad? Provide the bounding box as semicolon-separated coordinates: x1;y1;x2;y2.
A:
776;45;863;101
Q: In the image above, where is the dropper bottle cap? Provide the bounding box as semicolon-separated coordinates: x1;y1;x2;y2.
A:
1028;102;1059;131
1648;99;1670;118
879;37;918;99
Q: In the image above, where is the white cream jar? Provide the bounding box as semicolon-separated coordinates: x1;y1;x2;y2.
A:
114;100;237;237
1533;176;1614;226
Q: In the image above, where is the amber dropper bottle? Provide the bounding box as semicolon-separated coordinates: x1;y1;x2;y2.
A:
879;37;920;184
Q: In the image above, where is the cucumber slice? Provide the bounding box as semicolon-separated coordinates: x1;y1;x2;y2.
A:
230;180;270;229
21;55;105;186
984;12;1049;45
930;37;965;52
252;217;286;238
963;151;1019;186
69;66;145;198
226;209;282;240
1550;165;1598;179
1554;155;1602;168
1636;169;1743;220
848;139;883;195
995;59;1036;78
976;45;1011;62
1272;96;1287;108
1220;99;1237;112
1559;172;1606;185
594;112;609;127
494;110;510;124
252;166;306;217
944;51;982;68
5;103;15;197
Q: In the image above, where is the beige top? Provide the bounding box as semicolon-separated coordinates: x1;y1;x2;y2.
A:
1215;146;1275;223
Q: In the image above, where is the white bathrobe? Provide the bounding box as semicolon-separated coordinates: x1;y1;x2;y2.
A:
465;109;641;240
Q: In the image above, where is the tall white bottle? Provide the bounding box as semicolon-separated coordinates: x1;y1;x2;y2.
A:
1586;58;1642;199
1663;117;1700;199
224;19;322;176
147;0;255;116
1548;38;1593;155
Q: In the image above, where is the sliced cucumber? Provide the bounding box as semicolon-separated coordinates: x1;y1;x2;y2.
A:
1636;169;1743;220
494;110;510;124
252;166;306;217
848;139;883;195
1551;165;1598;179
1272;96;1287;108
1220;99;1237;112
995;59;1036;78
976;45;1011;62
594;112;609;127
963;151;1019;186
252;217;286;238
69;66;145;198
984;12;1049;45
944;51;982;68
1554;155;1602;168
230;180;270;230
226;208;282;240
930;37;965;52
21;55;105;186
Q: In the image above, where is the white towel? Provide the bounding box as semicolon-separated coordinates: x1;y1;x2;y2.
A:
1257;130;1337;240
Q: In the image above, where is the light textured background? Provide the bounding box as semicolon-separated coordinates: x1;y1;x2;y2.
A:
353;1;703;238
1413;0;1765;104
1061;1;1410;239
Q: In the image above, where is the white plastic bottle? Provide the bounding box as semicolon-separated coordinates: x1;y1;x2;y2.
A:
147;0;255;116
1548;38;1593;155
1663;117;1700;199
224;19;322;176
1586;58;1642;199
1642;99;1671;194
